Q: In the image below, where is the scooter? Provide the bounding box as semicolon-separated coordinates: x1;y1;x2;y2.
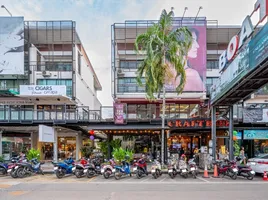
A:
73;158;89;178
214;159;238;180
178;159;189;179
7;156;28;178
188;157;198;179
0;163;8;175
168;157;178;179
53;157;75;179
236;157;255;180
86;157;102;178
15;158;44;178
151;159;162;179
101;159;116;179
114;160;131;180
133;158;148;179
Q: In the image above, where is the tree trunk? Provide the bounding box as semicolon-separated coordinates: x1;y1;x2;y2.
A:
161;86;166;166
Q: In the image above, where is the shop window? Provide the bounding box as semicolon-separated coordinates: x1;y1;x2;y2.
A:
58;137;76;160
127;105;137;119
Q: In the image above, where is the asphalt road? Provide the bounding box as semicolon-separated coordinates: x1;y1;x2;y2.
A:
0;174;267;200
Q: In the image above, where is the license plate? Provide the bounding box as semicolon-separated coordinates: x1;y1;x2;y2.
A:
190;167;196;171
250;171;255;174
133;167;137;171
101;169;104;173
15;166;19;169
232;168;238;172
182;169;187;173
168;169;173;173
83;169;87;173
112;169;116;173
54;167;58;170
7;169;11;173
72;167;76;171
250;162;256;166
151;169;156;173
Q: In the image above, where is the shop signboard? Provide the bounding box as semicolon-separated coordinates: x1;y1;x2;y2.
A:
0;17;24;75
210;0;268;104
113;103;125;124
20;85;66;96
39;125;55;143
244;130;268;140
167;118;229;129
243;108;268;123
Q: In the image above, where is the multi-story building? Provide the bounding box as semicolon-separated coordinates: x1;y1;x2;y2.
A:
0;17;103;161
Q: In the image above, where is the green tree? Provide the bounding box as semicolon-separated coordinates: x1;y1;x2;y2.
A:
134;8;192;165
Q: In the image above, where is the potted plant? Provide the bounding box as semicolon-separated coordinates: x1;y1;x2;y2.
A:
26;148;41;161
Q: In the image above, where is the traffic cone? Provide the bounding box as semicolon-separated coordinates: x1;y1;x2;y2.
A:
263;171;268;181
212;164;220;178
202;163;210;178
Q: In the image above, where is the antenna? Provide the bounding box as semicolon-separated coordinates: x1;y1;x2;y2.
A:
194;6;203;21
182;7;188;20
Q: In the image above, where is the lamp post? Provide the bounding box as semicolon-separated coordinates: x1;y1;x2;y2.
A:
1;5;12;17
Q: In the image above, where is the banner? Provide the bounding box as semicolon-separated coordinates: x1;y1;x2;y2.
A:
0;17;24;75
244;130;268;140
39;125;55;143
165;18;207;93
114;103;124;124
20;85;66;96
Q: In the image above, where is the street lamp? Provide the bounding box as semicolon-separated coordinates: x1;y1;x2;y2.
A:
1;5;12;17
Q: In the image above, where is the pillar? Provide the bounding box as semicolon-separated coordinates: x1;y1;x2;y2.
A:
164;132;167;164
211;106;217;160
107;134;113;159
229;106;234;160
53;129;58;161
0;131;2;156
76;132;82;160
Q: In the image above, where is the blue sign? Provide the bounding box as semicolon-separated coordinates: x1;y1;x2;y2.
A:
244;130;268;140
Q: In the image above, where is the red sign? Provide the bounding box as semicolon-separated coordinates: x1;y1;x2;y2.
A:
167;119;229;128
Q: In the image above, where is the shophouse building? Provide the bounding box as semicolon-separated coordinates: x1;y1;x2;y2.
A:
0;17;104;161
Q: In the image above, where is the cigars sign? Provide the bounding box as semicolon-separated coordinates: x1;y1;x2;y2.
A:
167;119;229;129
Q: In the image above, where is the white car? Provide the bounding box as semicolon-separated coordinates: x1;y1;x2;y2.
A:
247;154;268;174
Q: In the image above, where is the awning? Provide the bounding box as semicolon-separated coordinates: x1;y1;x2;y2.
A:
18;95;75;104
0;89;19;97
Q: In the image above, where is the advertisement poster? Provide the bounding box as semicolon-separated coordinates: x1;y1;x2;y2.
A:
20;85;67;96
114;103;124;124
165;18;207;93
244;130;268;140
0;17;24;74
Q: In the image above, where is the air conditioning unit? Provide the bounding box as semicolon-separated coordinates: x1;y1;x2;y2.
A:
117;69;124;77
42;71;51;77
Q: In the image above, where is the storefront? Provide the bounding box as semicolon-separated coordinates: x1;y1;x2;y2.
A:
1;132;31;160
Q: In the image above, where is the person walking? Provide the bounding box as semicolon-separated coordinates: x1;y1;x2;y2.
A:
240;146;246;164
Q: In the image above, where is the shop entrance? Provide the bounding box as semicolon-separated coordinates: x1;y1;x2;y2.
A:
41;143;54;160
58;137;76;160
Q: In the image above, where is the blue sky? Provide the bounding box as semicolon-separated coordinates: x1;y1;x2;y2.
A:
0;0;259;106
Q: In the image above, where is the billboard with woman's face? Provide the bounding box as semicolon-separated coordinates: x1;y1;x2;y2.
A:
0;17;24;75
165;19;207;93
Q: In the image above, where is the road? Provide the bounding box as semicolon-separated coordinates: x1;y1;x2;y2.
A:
0;174;267;200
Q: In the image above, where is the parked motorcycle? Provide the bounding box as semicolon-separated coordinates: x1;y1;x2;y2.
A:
151;159;162;179
73;158;89;178
236;157;255;180
0;162;8;175
133;157;148;179
53;157;75;179
114;160;131;180
214;159;238;180
7;156;28;178
178;155;189;179
101;159;116;179
188;157;198;179
86;157;102;178
15;158;44;178
168;156;178;179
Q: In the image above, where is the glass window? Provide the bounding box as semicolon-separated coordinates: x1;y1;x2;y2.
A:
36;79;72;97
207;60;219;69
179;104;189;118
117;77;145;93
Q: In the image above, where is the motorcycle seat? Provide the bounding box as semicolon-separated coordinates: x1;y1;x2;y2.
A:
237;165;249;169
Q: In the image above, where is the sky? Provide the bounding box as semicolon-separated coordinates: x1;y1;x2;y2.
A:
0;0;259;106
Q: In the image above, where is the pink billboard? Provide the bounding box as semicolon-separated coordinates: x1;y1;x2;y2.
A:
114;103;124;124
165;20;207;92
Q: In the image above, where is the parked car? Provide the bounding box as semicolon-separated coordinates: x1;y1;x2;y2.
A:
247;154;268;174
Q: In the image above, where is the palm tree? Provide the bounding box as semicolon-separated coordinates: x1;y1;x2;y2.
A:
134;8;193;165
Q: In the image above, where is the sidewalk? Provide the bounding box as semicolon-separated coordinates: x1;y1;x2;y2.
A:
42;161;214;174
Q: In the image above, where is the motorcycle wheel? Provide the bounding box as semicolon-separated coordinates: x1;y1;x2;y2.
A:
0;166;7;175
114;169;121;180
192;171;197;179
86;169;95;178
152;172;157;179
38;169;44;175
103;170;111;179
230;172;237;180
56;168;66;179
16;167;25;178
168;171;175;179
11;169;18;178
136;169;142;179
182;173;188;179
246;172;254;180
75;169;83;178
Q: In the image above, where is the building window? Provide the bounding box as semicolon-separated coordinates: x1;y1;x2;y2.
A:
206;77;219;93
120;60;143;69
117;77;145;93
0;80;28;92
37;62;72;71
37;79;72;97
78;52;81;75
207;60;219;70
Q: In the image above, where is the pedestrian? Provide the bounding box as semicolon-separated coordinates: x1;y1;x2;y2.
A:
239;146;246;164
